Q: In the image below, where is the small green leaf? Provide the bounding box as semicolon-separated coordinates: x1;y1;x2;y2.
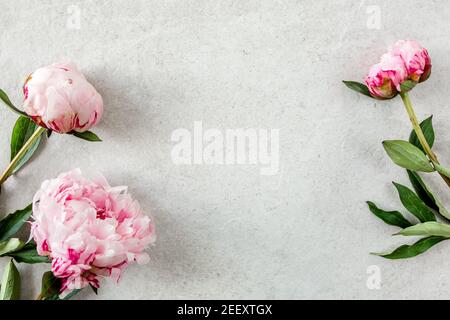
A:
383;140;434;172
0;89;27;117
393;182;436;222
342;81;373;98
400;80;417;93
40;271;61;300
0;259;20;300
373;236;447;259
366;201;412;228
396;222;450;237
72;131;102;142
407;170;450;220
7;242;50;264
0;238;24;256
10;116;44;174
0;204;32;242
409;116;434;153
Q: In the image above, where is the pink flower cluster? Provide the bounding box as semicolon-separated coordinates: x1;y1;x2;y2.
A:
23;63;103;133
365;40;431;99
31;169;155;292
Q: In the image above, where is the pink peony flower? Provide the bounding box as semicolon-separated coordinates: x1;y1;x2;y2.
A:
23;63;103;133
390;40;431;83
31;169;155;293
365;53;408;99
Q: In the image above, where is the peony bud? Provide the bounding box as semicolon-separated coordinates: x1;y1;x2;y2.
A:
31;169;155;293
23;63;103;133
365;53;408;99
390;40;432;83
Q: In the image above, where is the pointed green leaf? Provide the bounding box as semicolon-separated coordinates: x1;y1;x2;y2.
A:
10;116;44;174
367;201;412;228
396;222;450;237
409;116;434;153
373;236;447;259
400;80;417;93
40;271;61;300
342;81;373;98
7;242;50;264
0;204;32;242
383;140;434;172
407;170;450;220
0;89;27;117
393;182;436;222
0;260;20;300
0;239;24;256
72;131;102;142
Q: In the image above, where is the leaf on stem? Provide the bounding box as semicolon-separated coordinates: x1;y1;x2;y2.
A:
0;259;20;300
342;81;373;98
409;116;434;153
7;241;50;264
0;204;32;242
0;89;27;117
40;271;61;300
393;182;436;222
383;140;434;172
0;238;24;256
10;116;44;174
71;131;102;142
373;236;447;259
407;170;450;220
395;221;450;237
366;201;412;228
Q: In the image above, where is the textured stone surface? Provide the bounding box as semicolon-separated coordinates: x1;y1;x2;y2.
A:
1;0;450;299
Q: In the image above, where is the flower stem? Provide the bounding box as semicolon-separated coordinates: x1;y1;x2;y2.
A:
0;126;46;185
400;92;450;188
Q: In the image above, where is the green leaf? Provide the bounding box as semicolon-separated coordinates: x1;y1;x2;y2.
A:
40;271;61;300
366;201;412;228
407;170;450;220
0;238;24;256
409;116;434;153
7;242;50;264
0;89;27;117
393;182;436;222
382;140;434;172
0;259;20;300
10;116;43;174
71;131;102;142
0;204;32;242
373;236;447;259
396;222;450;237
400;80;417;93
342;81;373;98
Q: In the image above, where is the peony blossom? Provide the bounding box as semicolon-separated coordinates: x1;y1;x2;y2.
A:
365;53;408;99
23;63;103;133
390;40;431;83
31;169;155;293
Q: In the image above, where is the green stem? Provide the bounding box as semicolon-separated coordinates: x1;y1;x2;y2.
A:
0;126;46;185
400;92;450;188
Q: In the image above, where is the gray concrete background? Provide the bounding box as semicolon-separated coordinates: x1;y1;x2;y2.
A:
1;0;450;299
